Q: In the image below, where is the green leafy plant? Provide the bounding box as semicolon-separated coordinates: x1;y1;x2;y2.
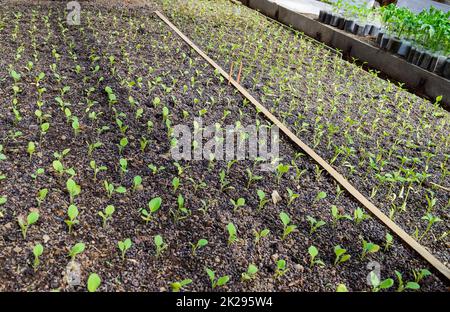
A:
118;238;132;261
308;245;325;268
18;211;39;239
353;207;370;225
361;239;380;260
333;245;351;265
36;188;48;207
170;279;192;292
154;234;167;257
89;160;107;181
384;232;393;251
241;264;258;282
369;271;394;292
395;271;420;292
336;284;348;292
87;273;101;292
286;188;299;206
280;212;297;240
190;238;208;256
253;228;270;244
230;197;245;212
66;178;81;203
205;268;229;289
27;141;36;160
275;163;290;184
274;259;288;278
256;190;269;211
417;213;442;242
412;268;431;283
227;222;237;246
141;197;162;224
103;180;126;198
98;205;115;228
314;191;327;202
172;177;180;192
32;243;44;272
306;216;326;235
69;242;85;261
331;205;352;226
133;175;143;191
65;204;79;234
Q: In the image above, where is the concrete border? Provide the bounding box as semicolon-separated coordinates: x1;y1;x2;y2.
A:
238;0;450;109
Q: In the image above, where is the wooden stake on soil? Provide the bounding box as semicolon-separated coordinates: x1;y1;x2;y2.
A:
237;62;243;84
154;10;450;281
228;62;234;85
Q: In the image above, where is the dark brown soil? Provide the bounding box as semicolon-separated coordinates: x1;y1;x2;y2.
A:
0;1;448;292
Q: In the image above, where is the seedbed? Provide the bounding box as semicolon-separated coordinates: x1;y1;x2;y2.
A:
0;1;447;292
159;0;450;265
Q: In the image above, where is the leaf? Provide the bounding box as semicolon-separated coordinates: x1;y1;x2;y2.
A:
154;235;163;246
180;279;192;287
379;278;394;289
105;205;115;216
336;284;348;292
308;245;318;258
236;198;245;206
406;282;420;290
247;264;258;275
205;268;215;282
316;191;327;200
68;205;78;220
33;244;44;257
280;212;290;226
87;273;101;292
27;211;39;225
115;186;126;193
197;239;208;247
70;242;85;256
227;223;236;235
277;259;286;270
257;190;265;200
148;197;162;213
124;238;132;249
217;276;230;286
0;196;7;205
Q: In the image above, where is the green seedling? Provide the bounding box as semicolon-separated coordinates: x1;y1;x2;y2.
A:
395;271;420;292
32;243;44;272
18;211;39;239
172;177;180;192
89;160;107;181
31;168;45;180
331;205;352;226
171;279;192;292
52;160;65;176
0;195;6;205
246;168;262;188
141;197;162;224
87;273;101;292
306;216;326;235
36;188;48;207
274;259;288;278
69;242;85;260
369;271;393;292
384;232;393;251
361;239;380;260
241;264;258;282
256;190;269;211
133;175;143;191
333;245;351;265
308;245;325;268
206;268;229;289
253;228;270;244
154;235;167;257
119;158;128;176
118;137;128;155
412;268;431;283
314;191;327;202
275;163;290;184
98;205;115;228
66;178;81;203
230;198;245;212
280;212;297;240
227;222;237;246
148;164;165;174
103;180;126;198
87;141;102;157
219;170;234;192
27;141;36;160
190;238;208;256
353;207;370;225
171;194;191;222
286;188;299;206
118;238;132;261
65;204;79;234
418;213;442;242
336;284;348;292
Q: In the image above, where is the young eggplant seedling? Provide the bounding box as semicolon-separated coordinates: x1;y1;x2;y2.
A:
274;259;288;279
395;271;420;292
205;268;230;289
306;216;326;235
87;273;101;292
230;197;245;212
308;245;325;268
141;197;162;224
32;243;44;272
65;204;79;234
98;205;115;228
279;212;297;240
69;242;85;261
118;238;132;261
241;264;258;282
227;223;237;246
171;279;193;292
190;238;208;256
154;235;167;257
18;211;39;239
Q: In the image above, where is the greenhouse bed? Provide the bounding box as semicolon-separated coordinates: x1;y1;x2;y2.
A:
239;0;450;110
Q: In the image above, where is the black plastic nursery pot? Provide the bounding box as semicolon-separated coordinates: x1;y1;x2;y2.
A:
369;26;380;37
337;17;346;30
386;37;402;54
443;59;450;79
380;34;390;50
318;10;326;22
412;50;424;65
407;46;416;63
353;23;364;36
396;40;411;58
363;24;372;36
324;12;332;24
419;51;433;69
430;55;447;75
330;14;340;27
376;31;384;45
344;19;355;33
